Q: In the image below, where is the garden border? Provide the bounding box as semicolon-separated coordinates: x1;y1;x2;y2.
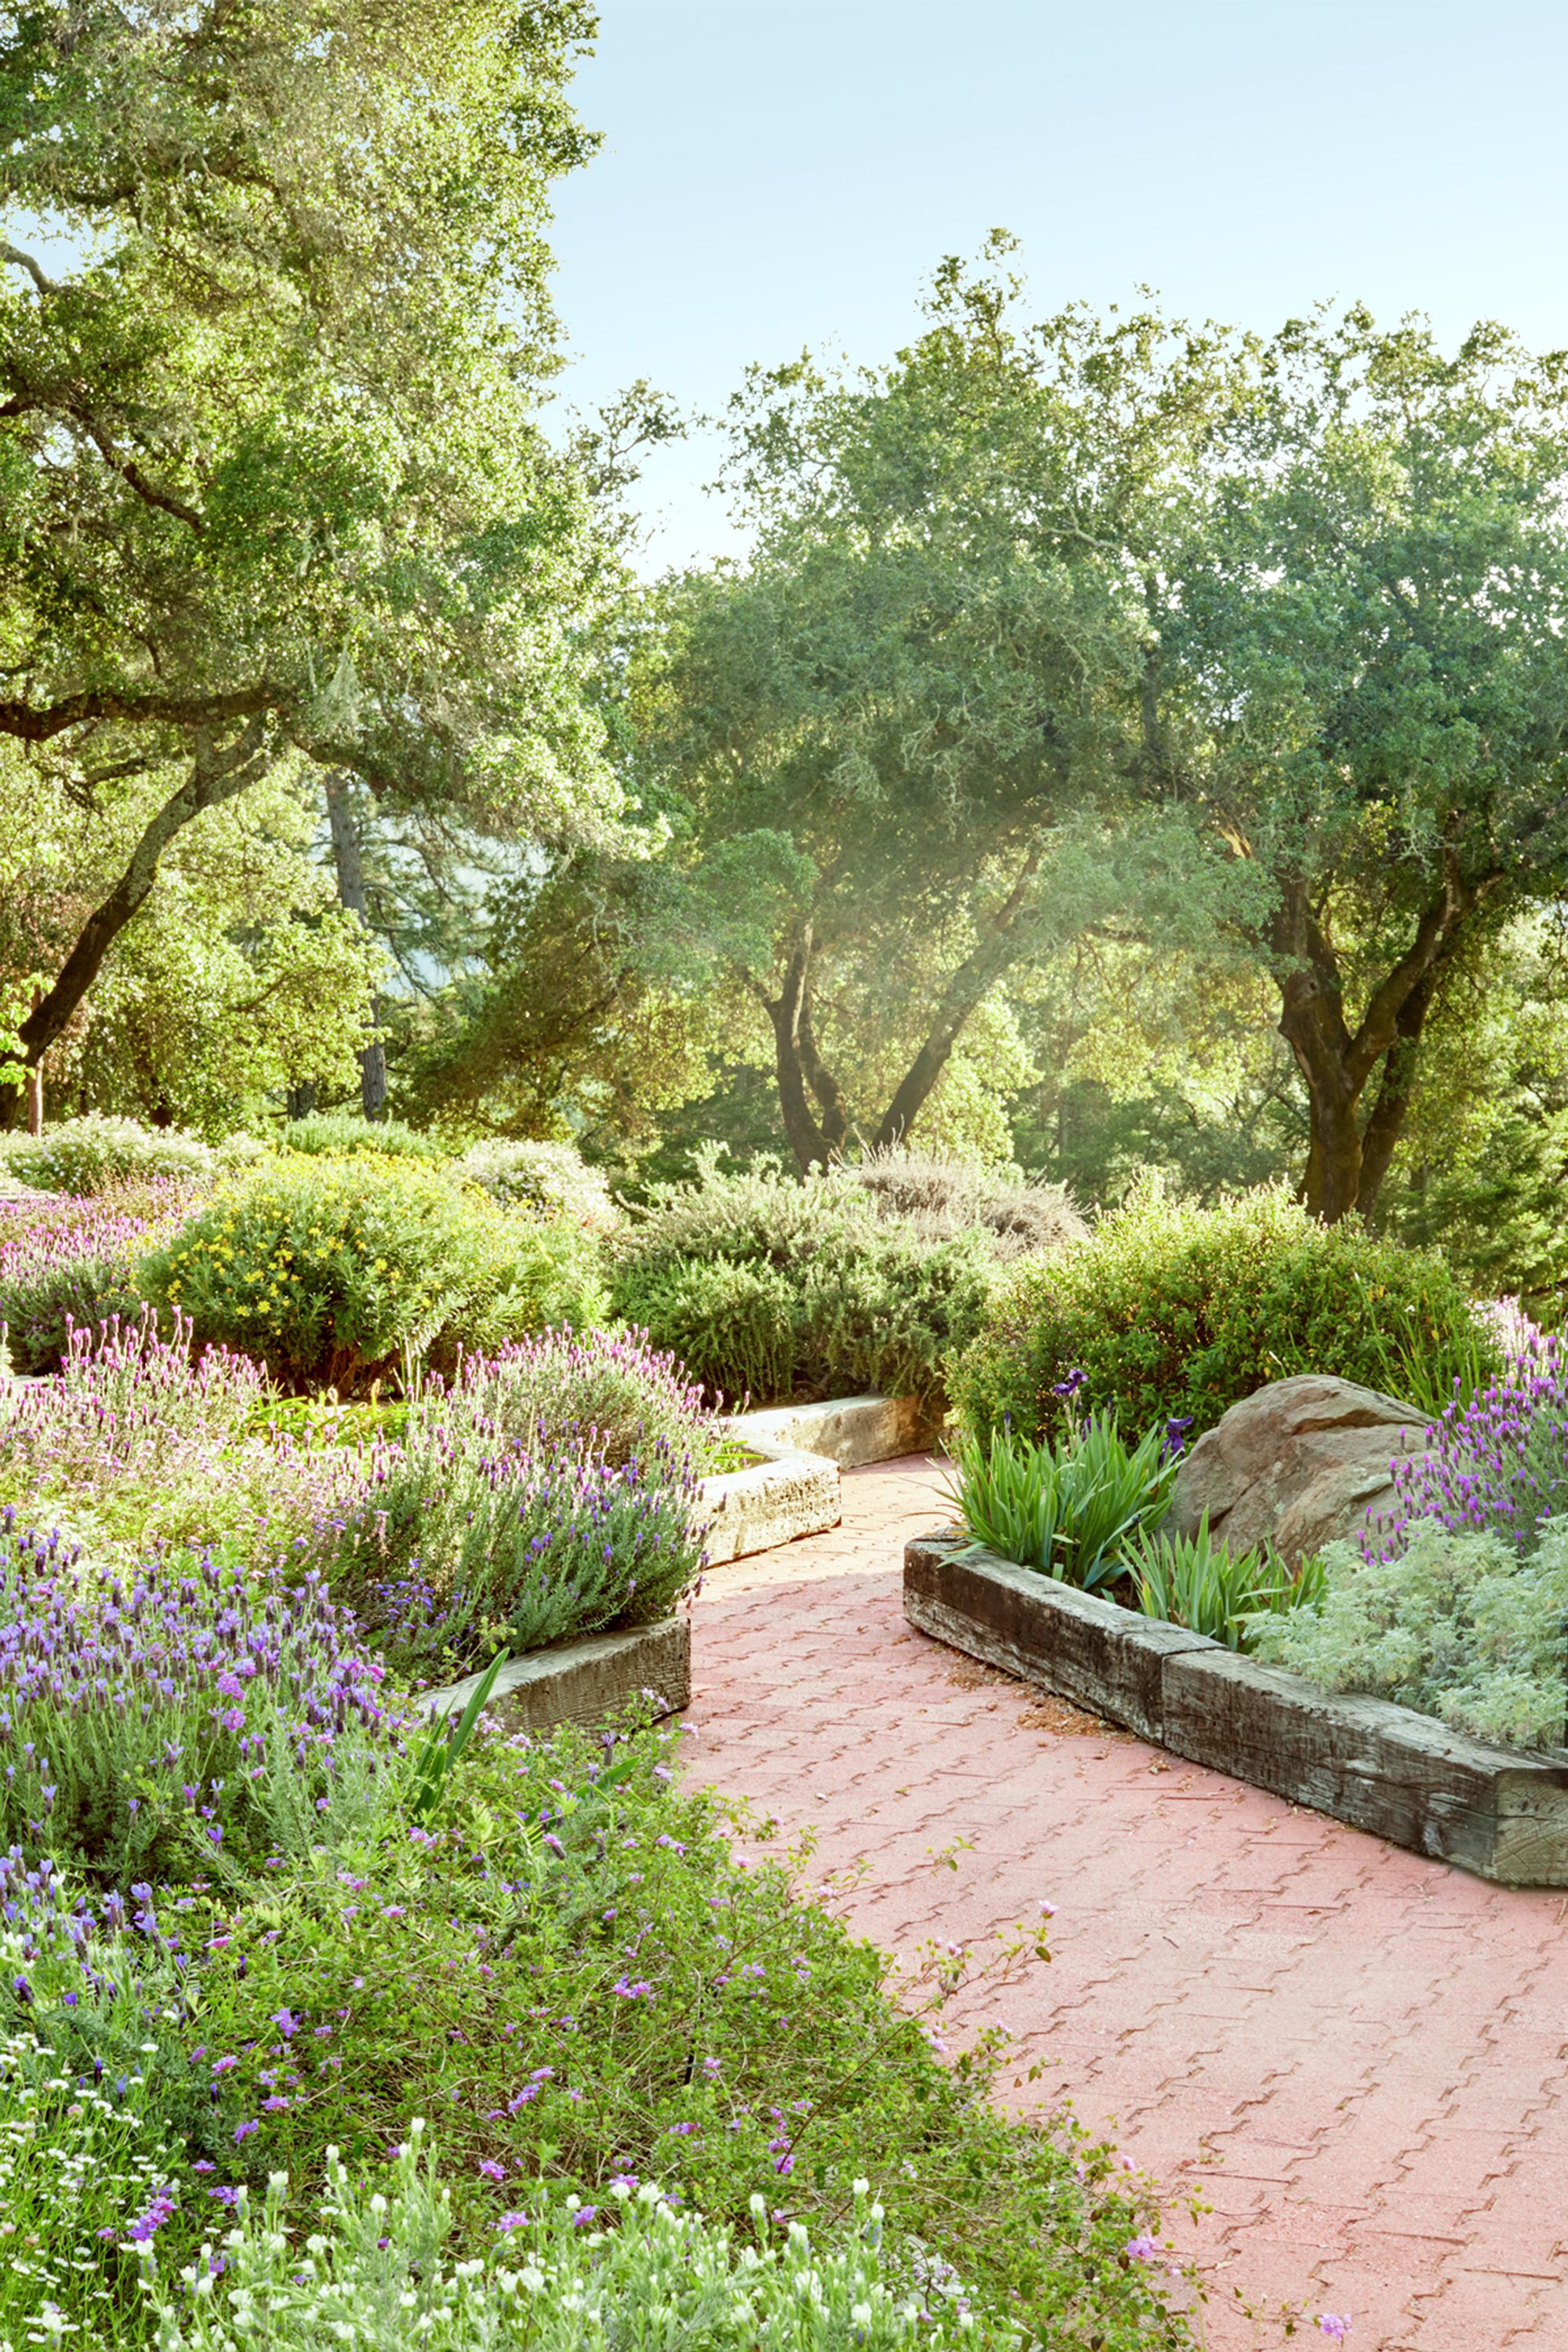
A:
729;1392;935;1468
416;1616;690;1737
904;1529;1568;1888
699;1440;841;1565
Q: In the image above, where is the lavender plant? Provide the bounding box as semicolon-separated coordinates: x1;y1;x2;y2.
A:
0;1512;401;1882
0;1311;357;1565
1367;1333;1568;1560
0;1180;189;1373
312;1428;706;1674
449;1327;725;1472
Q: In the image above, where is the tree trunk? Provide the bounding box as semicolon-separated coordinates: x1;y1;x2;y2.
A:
1270;855;1494;1223
0;722;273;1127
324;771;388;1120
761;928;831;1172
797;987;849;1155
873;848;1044;1152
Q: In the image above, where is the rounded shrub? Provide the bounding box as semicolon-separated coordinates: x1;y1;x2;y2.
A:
612;1167;999;1408
140;1156;605;1395
0;1112;214;1196
950;1182;1499;1444
844;1147;1087;1262
281;1111;445;1160
456;1136;618;1232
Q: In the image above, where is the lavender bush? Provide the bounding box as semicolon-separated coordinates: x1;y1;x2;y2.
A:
0;1311;357;1566
1367;1331;1568;1561
450;1326;725;1471
0;1180;190;1374
0;1512;401;1882
310;1427;706;1674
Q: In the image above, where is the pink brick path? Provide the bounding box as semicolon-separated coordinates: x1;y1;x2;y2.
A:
683;1456;1568;2352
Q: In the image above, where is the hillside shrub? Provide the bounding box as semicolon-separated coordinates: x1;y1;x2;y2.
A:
0;1181;191;1373
950;1183;1497;1444
1254;1517;1568;1751
845;1147;1087;1262
141;1158;604;1394
457;1136;618;1232
281;1110;446;1160
612;1161;997;1406
0;1112;214;1196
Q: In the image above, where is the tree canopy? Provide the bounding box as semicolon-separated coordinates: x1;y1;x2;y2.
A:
0;0;619;1107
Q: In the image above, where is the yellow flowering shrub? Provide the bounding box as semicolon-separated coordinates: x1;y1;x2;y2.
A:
140;1155;604;1393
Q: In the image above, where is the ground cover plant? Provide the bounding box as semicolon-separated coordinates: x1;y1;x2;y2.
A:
158;2141;1023;2349
952;1182;1498;1446
612;1157;1002;1407
142;1154;605;1395
0;1684;1193;2351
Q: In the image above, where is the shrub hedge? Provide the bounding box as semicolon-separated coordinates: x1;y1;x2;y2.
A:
950;1183;1498;1443
0;1112;215;1196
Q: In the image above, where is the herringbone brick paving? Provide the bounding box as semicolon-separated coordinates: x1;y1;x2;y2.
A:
681;1454;1568;2351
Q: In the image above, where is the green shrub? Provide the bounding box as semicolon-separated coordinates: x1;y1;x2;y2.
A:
845;1147;1087;1263
142;1157;604;1395
456;1136;618;1232
1253;1517;1568;1749
951;1182;1498;1444
615;1255;800;1407
281;1110;446;1160
612;1160;998;1407
949;1414;1176;1592
0;1112;214;1196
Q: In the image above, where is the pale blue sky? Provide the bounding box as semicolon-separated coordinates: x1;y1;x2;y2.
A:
550;0;1568;566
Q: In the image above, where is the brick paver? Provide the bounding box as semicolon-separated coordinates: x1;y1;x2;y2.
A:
682;1455;1568;2350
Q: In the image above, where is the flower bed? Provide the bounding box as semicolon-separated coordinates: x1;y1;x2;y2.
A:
905;1529;1568;1886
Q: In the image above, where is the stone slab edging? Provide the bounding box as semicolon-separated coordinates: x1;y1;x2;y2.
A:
730;1392;934;1469
903;1530;1568;1888
699;1440;841;1566
416;1616;690;1737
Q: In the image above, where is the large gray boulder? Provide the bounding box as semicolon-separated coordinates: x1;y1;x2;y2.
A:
1168;1374;1433;1569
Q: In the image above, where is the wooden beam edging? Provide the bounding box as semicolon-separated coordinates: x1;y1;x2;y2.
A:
904;1530;1568;1888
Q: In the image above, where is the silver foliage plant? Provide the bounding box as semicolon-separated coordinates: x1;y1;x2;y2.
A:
1253;1518;1568;1751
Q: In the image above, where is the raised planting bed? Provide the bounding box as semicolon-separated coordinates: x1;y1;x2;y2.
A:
904;1530;1568;1888
416;1616;690;1737
730;1392;935;1468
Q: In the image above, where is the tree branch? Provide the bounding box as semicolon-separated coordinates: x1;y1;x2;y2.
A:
16;720;275;1069
1;244;55;296
0;684;284;744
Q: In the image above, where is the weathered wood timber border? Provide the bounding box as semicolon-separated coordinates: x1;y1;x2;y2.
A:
905;1529;1568;1887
